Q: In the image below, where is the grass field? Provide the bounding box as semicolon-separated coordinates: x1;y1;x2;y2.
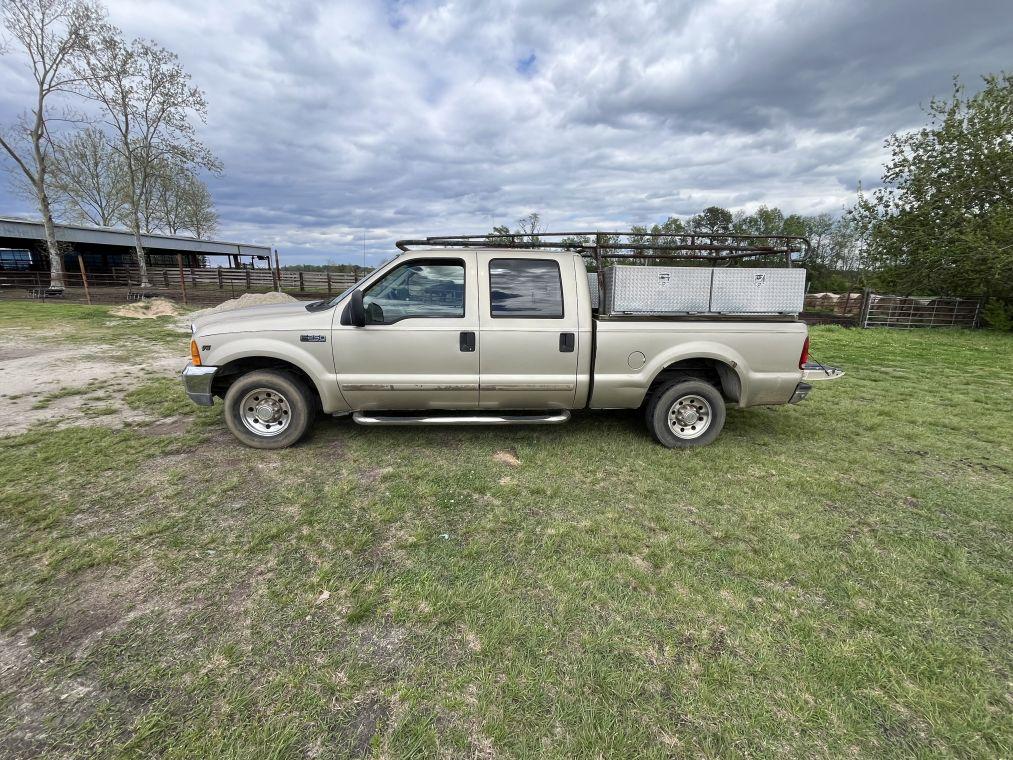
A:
0;302;1011;758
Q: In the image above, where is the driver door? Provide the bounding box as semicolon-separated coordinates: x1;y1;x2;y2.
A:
333;254;479;410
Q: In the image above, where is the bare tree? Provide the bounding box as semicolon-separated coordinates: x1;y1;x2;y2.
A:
178;173;217;239
47;125;127;225
516;212;543;243
76;30;219;287
0;0;104;289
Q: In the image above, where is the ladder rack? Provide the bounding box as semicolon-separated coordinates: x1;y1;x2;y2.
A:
395;231;811;317
396;230;809;266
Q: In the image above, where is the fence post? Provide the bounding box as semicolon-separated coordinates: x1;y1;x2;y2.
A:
218;267;223;289
841;291;851;316
859;287;872;328
298;271;305;291
326;271;332;294
246;268;251;290
176;253;188;305
163;269;170;288
77;255;92;305
274;250;282;292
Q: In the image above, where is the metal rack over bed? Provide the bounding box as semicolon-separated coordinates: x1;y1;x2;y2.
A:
395;231;810;317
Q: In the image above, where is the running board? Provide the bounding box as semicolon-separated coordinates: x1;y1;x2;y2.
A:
352;411;571;426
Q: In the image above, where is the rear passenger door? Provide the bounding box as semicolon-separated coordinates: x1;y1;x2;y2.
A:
477;254;579;409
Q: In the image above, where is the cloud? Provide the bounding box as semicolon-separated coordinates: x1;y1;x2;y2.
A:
1;0;1011;264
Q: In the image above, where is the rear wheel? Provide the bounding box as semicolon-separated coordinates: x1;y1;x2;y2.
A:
645;378;726;448
224;370;314;449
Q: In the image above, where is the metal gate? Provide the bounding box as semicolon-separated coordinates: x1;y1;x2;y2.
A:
860;293;981;329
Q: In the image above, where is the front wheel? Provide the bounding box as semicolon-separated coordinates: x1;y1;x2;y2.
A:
223;370;314;449
645;378;726;448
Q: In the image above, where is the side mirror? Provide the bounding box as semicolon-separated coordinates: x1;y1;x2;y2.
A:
342;289;367;327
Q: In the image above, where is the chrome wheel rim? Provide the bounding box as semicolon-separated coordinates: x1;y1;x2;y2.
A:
667;394;712;439
239;387;292;436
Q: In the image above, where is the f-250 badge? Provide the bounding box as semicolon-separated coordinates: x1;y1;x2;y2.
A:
300;334;326;342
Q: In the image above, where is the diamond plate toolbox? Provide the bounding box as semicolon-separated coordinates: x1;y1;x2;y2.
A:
603;266;713;314
710;268;806;314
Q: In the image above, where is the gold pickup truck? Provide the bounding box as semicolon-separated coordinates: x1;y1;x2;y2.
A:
182;232;843;449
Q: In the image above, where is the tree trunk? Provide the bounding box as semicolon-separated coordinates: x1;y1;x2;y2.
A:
129;214;151;288
37;188;65;290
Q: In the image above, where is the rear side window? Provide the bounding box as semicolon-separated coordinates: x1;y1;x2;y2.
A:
489;259;563;318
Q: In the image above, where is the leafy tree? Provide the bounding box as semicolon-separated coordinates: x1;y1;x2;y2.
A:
852;73;1012;309
0;0;105;288
689;206;733;234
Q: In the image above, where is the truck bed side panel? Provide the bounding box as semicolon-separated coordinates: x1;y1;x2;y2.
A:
589;320;807;409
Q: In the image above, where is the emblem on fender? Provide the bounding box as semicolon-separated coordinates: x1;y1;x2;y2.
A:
300;334;326;342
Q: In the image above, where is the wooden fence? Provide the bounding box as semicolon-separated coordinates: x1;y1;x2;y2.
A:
1;270;986;328
0;265;360;306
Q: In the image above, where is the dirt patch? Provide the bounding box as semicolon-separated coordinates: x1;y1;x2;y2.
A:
28;562;162;660
492;449;520;467
0;563;172;758
358;466;392;485
110;297;181;319
345;694;390;757
0;335;183;436
139;417;191;437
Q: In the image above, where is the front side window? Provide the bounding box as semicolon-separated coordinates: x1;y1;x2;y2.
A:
489;258;563;318
363;259;465;324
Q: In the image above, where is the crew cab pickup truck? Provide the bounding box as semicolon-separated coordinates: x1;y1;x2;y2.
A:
182;233;842;449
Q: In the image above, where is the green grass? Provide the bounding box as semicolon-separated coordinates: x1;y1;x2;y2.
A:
0;304;1011;758
0;300;187;351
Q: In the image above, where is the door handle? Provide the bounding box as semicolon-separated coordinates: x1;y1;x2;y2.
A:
559;332;575;352
459;331;476;352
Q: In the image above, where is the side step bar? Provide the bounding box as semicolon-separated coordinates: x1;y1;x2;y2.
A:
352;411;571;426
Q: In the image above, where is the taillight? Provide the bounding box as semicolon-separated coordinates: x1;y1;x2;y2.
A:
190;339;202;366
799;336;809;369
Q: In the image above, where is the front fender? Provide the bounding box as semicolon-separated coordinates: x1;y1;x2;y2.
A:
201;334;349;413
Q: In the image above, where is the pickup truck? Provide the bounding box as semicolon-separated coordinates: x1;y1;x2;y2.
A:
181;236;842;449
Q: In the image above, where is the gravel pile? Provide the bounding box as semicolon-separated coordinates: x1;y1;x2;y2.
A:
110;297;181;319
175;291;300;331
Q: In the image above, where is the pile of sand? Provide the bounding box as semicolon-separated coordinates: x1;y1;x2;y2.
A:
110;297;181;319
175;291;300;330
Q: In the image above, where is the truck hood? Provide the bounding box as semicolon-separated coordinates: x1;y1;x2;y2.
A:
192;301;330;335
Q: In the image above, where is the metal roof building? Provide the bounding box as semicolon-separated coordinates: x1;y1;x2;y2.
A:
0;215;273;273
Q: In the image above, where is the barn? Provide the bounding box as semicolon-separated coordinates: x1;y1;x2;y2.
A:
0;215;272;278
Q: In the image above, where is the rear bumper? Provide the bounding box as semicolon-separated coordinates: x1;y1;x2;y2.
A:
181;364;218;406
801;362;845;382
788;382;812;404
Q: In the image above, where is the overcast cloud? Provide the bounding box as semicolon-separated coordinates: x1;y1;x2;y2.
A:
2;0;1011;265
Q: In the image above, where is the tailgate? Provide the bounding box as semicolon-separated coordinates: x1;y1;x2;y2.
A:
801;361;845;382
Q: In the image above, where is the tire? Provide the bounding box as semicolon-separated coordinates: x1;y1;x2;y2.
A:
645;378;726;449
223;370;315;449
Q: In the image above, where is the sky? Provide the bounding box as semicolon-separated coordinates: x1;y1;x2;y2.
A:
2;0;1012;266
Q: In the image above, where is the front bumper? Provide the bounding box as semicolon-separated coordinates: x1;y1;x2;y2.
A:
181;364;218;406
